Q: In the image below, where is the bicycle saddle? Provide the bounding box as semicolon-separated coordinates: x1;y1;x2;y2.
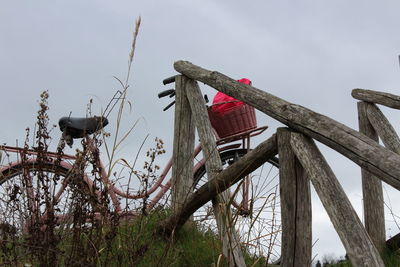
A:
58;116;109;139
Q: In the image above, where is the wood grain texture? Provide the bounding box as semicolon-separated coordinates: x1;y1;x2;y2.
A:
171;75;195;213
352;89;400;109
290;132;384;267
277;128;312;267
366;102;400;154
173;61;400;191
358;102;386;254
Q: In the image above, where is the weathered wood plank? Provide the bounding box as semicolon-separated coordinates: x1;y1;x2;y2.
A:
277;128;312;267
352;88;400;109
358;102;386;255
173;61;400;191
160;134;278;234
184;77;245;267
366;102;400;154
290;132;384;267
171;75;195;213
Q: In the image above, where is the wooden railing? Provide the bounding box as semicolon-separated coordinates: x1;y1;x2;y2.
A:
353;88;400;255
159;61;400;267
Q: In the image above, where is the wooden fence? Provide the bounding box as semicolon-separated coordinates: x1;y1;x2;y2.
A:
159;61;400;267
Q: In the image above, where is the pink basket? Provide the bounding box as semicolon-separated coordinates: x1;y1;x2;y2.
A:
208;104;257;138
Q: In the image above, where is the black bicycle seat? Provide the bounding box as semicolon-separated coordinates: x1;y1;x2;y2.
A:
58;116;109;138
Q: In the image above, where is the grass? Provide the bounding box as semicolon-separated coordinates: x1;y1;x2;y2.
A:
0;208;269;266
82;208;269;267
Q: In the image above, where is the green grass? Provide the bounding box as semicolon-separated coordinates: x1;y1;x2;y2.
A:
102;209;268;267
0;209;268;266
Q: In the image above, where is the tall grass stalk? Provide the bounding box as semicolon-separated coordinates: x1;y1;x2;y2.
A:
103;16;141;178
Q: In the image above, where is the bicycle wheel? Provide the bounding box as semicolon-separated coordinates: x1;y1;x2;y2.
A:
193;149;281;263
0;160;85;233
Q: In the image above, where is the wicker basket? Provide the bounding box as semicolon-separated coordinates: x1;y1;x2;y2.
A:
208;104;257;138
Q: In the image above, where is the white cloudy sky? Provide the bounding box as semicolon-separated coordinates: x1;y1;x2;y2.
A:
2;0;400;263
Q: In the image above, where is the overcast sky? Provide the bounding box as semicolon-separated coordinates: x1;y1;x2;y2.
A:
2;0;400;264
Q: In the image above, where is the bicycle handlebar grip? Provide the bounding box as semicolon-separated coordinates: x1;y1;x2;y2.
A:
163;75;177;85
158;89;175;98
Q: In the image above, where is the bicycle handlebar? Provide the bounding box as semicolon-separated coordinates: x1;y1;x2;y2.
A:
159;74;207;110
159;75;178;111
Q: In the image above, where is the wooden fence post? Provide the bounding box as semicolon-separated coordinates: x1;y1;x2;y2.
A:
358;102;386;254
277;128;312;267
171;75;195;213
290;132;384;267
184;77;246;267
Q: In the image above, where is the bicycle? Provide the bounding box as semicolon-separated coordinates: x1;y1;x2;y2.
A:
0;77;281;261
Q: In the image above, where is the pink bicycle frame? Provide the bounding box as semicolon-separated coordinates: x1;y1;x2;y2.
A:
0;125;268;218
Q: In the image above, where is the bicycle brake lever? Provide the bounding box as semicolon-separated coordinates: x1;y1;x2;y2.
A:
163;101;176;111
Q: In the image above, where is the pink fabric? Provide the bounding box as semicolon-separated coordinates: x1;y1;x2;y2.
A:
211;78;252;113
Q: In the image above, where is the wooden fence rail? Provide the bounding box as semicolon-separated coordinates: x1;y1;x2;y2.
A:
173;61;400;192
158;62;400;267
352;88;400;109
